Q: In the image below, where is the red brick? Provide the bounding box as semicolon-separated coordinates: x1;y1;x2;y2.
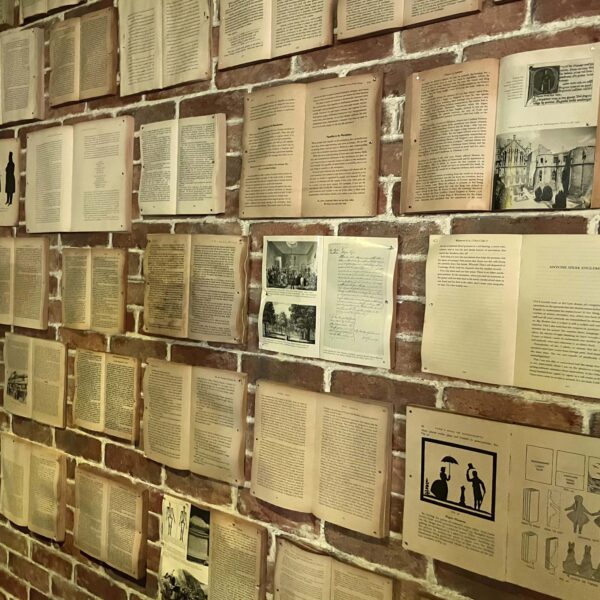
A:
113;222;172;249
380;142;402;176
165;469;232;505
11;416;53;445
451;214;588;234
105;444;162;485
58;329;107;352
32;543;73;579
55;429;102;461
242;355;324;391
61;232;109;247
0;525;28;554
396;300;425;334
535;0;600;23
180;90;247;119
170;344;238;370
249;222;334;251
398;259;426;296
392;339;423;376
52;575;96;600
173;220;243;235
390;494;404;533
8;553;49;593
216;57;291;88
0;569;26;600
226;155;242;186
118;102;176;130
75;565;127;600
110;335;167;362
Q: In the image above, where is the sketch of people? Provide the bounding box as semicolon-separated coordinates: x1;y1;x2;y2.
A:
430;467;450;501
563;542;578;575
5;152;14;206
466;464;486;511
578;545;594;579
165;503;175;536
565;495;592;534
179;507;187;542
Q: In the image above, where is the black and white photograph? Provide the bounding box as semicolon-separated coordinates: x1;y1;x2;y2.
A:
159;567;207;600
186;506;210;566
527;65;560;101
262;302;317;344
265;240;318;291
6;371;27;403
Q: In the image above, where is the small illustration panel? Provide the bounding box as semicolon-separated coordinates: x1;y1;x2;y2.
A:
556;451;586;490
588;456;600;495
525;445;553;484
522;488;540;524
522;531;538;567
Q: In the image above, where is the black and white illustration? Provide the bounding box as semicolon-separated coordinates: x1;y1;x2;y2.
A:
159;568;207;600
265;240;318;292
420;438;497;521
556;450;586;490
562;542;600;581
545;537;559;574
521;531;538;567
523;488;540;524
547;490;562;529
187;506;210;566
525;445;553;484
6;371;27;404
262;301;317;345
588;456;600;494
527;65;560;101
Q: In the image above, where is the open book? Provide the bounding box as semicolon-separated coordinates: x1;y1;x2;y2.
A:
49;7;117;106
423;234;600;400
20;0;80;22
62;248;127;335
406;406;600;600
240;74;382;218
402;44;600;213
119;0;211;96
74;465;148;579
74;350;139;442
219;0;334;69
259;235;397;368
274;539;393;600
0;139;20;226
0;28;43;124
26;117;134;233
337;0;481;40
0;433;66;542
143;234;249;344
143;359;247;485
4;334;66;428
0;237;48;329
139;114;226;215
251;381;392;538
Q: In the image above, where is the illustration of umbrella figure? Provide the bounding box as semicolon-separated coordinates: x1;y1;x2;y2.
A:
441;456;459;477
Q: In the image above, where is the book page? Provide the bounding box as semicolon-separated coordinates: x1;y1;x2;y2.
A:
119;0;162;95
74;349;105;433
303;74;381;217
0;0;13;26
189;368;247;485
250;381;317;513
0;238;13;323
514;235;600;399
404;406;511;581
13;237;48;330
273;540;331;600
331;561;394;600
0;434;29;528
162;0;211;88
49;18;80;106
0;139;21;226
19;0;45;22
62;248;91;329
4;333;32;418
421;235;522;385
208;513;267;600
31;338;66;428
74;467;108;562
314;395;392;538
321;237;397;368
218;0;270;69
79;7;118;100
25;126;73;233
336;0;403;41
495;44;600;210
143;359;192;471
177;114;226;215
105;354;139;442
404;0;482;27
401;60;499;213
143;233;191;338
188;235;248;344
71;117;133;232
139;119;178;215
240;83;307;218
90;248;127;334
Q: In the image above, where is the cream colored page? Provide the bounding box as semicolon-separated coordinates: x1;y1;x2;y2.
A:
139;120;178;215
189;235;248;343
190;368;246;484
240;84;307;218
71;117;133;232
401;60;498;213
321;237;397;369
0;238;13;324
0;139;21;226
90;248;126;334
4;334;32;418
20;0;45;22
74;469;107;561
421;235;522;385
219;0;270;69
208;513;266;600
404;0;481;26
62;248;91;329
143;234;191;338
31;339;66;428
143;359;192;470
49;19;80;106
331;561;393;600
303;75;381;217
176;114;226;215
514;235;600;399
336;0;402;40
272;0;333;58
13;237;48;330
404;407;511;580
250;381;316;513
0;0;13;26
104;354;139;441
274;540;331;600
74;349;105;432
119;0;162;95
162;0;211;88
26;126;73;233
0;434;29;527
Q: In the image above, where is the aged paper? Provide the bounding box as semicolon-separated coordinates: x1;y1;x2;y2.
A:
13;237;48;330
62;248;92;329
0;238;13;322
49;19;80;106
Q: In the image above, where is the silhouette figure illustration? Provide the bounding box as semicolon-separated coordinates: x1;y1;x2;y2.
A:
5;152;15;206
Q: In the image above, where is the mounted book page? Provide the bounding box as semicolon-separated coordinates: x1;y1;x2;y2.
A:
143;359;247;485
219;0;334;69
337;0;481;40
423;234;600;399
26;117;134;232
74;465;148;579
143;234;249;343
49;7;118;106
4;333;66;427
250;380;393;538
20;0;81;22
119;0;211;96
259;235;397;368
139;114;226;215
0;237;48;329
274;539;394;600
61;248;127;335
0;139;20;226
405;406;600;600
0;433;66;541
240;74;382;218
74;350;140;442
402;44;600;212
0;1;14;27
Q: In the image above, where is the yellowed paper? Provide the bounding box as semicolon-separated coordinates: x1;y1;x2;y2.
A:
90;248;127;334
49;19;81;106
13;237;48;330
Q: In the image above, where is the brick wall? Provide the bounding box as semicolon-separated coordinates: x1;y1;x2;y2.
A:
0;0;599;599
